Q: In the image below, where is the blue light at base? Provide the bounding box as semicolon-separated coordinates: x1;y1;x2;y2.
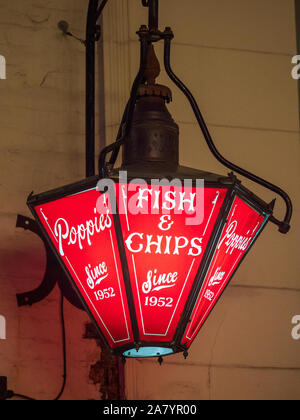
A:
123;347;174;358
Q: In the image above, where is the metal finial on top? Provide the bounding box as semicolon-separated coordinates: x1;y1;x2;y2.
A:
137;43;172;102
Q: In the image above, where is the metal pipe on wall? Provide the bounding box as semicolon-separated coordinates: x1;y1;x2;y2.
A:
85;0;98;177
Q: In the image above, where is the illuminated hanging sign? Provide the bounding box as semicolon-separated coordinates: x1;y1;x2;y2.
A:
33;187;133;349
116;183;227;343
28;176;270;359
181;196;265;348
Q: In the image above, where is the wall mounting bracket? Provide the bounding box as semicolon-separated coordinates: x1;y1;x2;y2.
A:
15;214;83;310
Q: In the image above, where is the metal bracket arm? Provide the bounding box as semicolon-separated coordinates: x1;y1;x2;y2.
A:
15;215;83;309
162;31;292;234
98;1;292;234
15;215;58;306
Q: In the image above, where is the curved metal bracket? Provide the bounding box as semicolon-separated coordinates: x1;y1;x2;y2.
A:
98;3;292;234
15;215;83;310
162;30;292;234
96;0;109;21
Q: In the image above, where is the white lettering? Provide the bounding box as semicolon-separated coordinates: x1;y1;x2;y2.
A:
178;191;196;212
158;215;174;231
142;269;178;294
218;221;252;254
208;267;226;287
134;187;197;214
162;190;176;211
104;404;137;417
86;261;108;289
125;232;144;253
137;188;153;209
54;218;69;256
145;235;163;254
124;232;203;256
173;236;189;255
54;209;112;256
188;237;202;257
204;289;214;301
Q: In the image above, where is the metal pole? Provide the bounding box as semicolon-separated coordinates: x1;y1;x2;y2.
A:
148;0;158;29
85;0;98;178
99;32;149;176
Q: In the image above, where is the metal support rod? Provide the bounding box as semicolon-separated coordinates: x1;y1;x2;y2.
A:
123;35;148;139
107;1;160;168
98;136;126;177
85;0;108;177
163;33;292;234
99;32;149;176
97;1;292;233
108;100;130;165
144;0;159;30
96;0;109;20
85;0;98;177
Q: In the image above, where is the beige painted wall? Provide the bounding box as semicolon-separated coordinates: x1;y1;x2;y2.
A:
0;0;102;399
102;0;300;400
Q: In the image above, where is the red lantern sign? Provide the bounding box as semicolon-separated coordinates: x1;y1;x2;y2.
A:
33;186;133;349
181;196;265;348
28;174;271;359
24;0;292;364
116;183;227;344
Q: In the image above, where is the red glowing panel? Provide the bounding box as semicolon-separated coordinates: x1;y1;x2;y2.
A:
33;188;133;348
115;183;227;342
182;196;265;348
